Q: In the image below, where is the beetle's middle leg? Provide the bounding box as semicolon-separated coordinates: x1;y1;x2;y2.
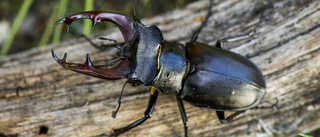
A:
191;0;213;42
176;94;188;137
216;111;245;124
112;88;159;136
215;4;272;49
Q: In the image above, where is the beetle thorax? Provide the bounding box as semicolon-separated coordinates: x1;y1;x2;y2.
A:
151;41;188;94
127;23;188;94
127;22;163;85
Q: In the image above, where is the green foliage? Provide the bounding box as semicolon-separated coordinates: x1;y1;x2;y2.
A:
83;0;94;36
38;0;69;47
299;133;313;137
1;0;33;56
0;0;196;56
53;0;69;44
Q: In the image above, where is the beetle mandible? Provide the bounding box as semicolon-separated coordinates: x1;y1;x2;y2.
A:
52;0;277;136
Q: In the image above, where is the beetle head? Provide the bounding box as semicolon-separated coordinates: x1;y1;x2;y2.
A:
52;10;164;86
52;11;136;80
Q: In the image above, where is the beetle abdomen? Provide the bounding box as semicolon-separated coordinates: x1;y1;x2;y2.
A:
179;42;266;111
180;69;265;111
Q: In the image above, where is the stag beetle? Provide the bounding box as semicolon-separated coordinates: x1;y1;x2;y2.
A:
52;0;277;136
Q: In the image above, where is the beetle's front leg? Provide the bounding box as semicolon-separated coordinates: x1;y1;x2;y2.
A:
112;88;159;136
216;111;245;124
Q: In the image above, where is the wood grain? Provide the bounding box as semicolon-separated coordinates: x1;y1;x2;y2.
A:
1;0;320;136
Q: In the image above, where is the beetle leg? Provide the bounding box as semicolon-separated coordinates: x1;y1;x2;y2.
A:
215;4;272;49
111;80;130;118
216;98;277;124
191;0;213;42
104;58;123;67
176;94;188;137
215;32;255;49
112;88;159;136
252;98;278;109
216;111;245;124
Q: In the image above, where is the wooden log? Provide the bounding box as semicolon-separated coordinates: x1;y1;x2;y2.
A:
1;0;320;136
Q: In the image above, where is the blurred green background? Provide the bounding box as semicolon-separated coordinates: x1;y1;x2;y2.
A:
0;0;196;56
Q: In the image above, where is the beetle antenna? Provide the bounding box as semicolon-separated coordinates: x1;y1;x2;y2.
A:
132;0;137;21
191;0;213;42
112;80;129;118
98;37;122;49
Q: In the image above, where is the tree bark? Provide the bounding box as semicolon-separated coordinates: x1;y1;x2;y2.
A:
1;0;320;136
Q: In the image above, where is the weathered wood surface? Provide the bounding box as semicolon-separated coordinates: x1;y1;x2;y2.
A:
1;0;320;136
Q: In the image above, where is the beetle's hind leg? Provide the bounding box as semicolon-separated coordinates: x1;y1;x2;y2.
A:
252;98;278;109
216;111;245;124
111;88;159;136
216;98;278;124
215;4;272;49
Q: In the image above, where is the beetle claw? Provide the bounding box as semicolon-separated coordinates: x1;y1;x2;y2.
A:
85;54;94;67
55;11;135;43
63;52;67;61
54;18;65;26
55;18;71;33
92;21;97;29
51;49;131;80
52;49;60;62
